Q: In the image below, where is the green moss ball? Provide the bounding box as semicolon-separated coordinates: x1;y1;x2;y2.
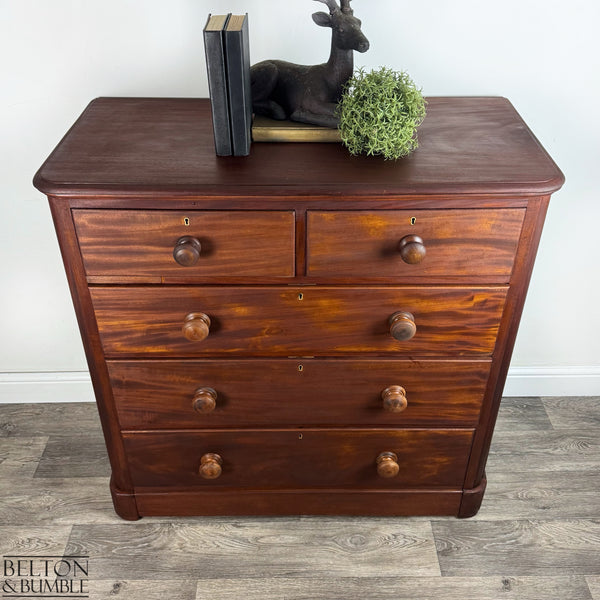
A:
337;67;426;160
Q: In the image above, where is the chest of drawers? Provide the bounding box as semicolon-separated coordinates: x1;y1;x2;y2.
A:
34;97;563;519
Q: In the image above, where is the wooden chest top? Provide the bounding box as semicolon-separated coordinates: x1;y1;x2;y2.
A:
34;97;564;198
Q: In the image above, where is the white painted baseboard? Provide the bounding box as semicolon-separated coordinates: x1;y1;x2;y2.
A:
1;367;599;403
502;366;600;397
0;372;95;404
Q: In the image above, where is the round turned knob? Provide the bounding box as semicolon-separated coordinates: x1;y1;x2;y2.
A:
388;311;416;342
398;234;426;265
381;386;408;413
376;451;400;478
173;236;202;267
199;453;222;479
192;387;218;414
182;312;211;342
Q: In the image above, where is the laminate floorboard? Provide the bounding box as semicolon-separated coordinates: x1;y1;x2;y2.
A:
494;396;554;432
64;519;440;579
0;526;72;556
472;469;600;520
0;396;598;599
433;518;600;576
543;396;600;429
0;477;121;526
86;580;197;600
34;433;110;478
587;576;600;600
195;575;594;600
486;429;600;472
0;402;101;437
0;436;49;477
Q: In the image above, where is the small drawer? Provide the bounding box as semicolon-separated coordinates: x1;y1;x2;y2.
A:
307;209;525;281
123;429;474;489
109;359;490;429
73;209;295;278
91;285;507;357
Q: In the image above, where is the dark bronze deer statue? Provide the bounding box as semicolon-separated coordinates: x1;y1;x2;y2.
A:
250;0;369;128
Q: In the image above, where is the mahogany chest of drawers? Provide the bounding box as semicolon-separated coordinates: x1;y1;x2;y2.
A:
34;97;563;519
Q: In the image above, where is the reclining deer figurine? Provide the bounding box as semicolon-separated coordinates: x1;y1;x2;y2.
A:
251;0;369;128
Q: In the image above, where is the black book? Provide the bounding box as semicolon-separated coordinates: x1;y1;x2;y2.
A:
203;14;232;156
225;14;252;156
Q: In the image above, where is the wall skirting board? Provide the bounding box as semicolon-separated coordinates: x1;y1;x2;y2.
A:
0;367;599;403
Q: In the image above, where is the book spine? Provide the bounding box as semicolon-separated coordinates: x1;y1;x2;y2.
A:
204;14;232;156
225;15;252;156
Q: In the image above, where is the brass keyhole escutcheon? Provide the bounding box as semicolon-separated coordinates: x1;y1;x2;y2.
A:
410;217;416;225
298;293;304;301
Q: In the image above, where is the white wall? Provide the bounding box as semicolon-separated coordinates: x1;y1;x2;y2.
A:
1;0;599;400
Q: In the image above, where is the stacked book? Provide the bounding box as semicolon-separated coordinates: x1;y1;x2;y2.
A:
203;14;252;156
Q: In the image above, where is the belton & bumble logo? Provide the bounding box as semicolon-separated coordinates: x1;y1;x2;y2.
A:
2;556;89;598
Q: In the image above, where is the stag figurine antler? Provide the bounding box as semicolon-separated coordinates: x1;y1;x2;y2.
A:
250;0;369;128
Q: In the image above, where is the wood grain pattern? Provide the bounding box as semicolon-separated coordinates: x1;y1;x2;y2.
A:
0;437;48;477
434;519;600;576
108;359;489;429
486;430;600;472
33;97;564;198
87;580;197;600
494;397;554;432
122;429;474;488
34;433;111;478
134;488;462;517
195;576;594;600
73;210;295;278
471;470;600;520
90;286;507;357
543;396;600;429
64;519;440;578
0;402;101;438
587;576;600;600
0;526;72;556
0;477;121;526
307;209;525;280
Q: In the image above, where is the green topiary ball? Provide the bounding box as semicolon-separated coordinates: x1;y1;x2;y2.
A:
337;67;426;160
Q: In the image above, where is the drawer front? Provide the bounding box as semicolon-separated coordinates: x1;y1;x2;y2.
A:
307;209;525;280
109;359;489;428
123;429;474;489
91;286;507;357
73;210;295;278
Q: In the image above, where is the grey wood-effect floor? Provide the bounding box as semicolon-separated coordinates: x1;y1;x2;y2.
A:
1;396;599;599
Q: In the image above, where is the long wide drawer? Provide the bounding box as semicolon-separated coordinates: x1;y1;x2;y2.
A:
109;359;490;428
123;429;474;489
73;210;295;278
307;209;525;281
91;286;507;357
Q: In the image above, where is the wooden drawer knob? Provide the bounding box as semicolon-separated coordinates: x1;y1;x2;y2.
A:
376;451;400;478
388;311;416;341
182;312;211;342
199;453;222;479
398;234;426;264
381;386;408;413
192;387;217;413
173;236;202;267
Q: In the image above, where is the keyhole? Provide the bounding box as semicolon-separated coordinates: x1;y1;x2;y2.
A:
410;217;417;226
298;364;304;372
183;217;190;226
298;293;304;301
298;433;303;440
